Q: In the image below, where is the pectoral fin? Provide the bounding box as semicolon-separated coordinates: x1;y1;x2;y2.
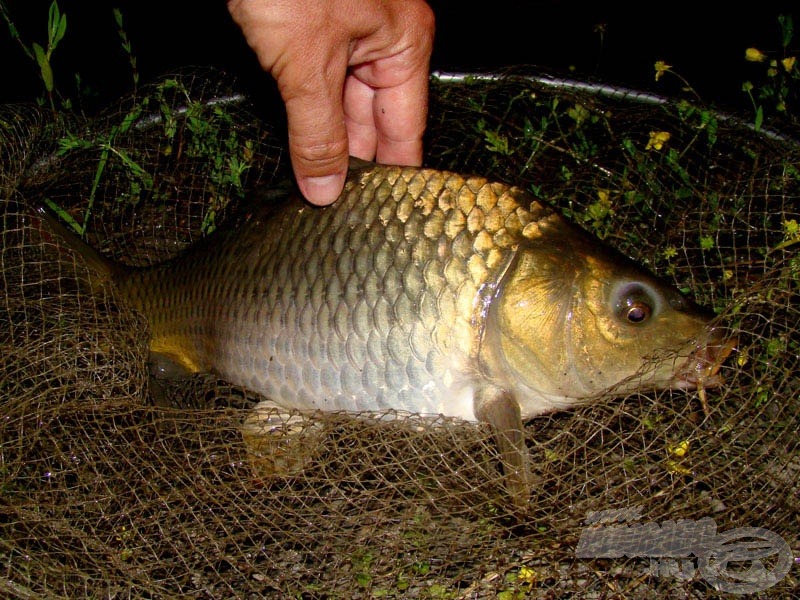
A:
474;385;531;510
148;350;199;407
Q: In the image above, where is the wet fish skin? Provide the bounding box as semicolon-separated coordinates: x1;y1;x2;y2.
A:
41;159;734;508
121;160;727;409
119;162;558;418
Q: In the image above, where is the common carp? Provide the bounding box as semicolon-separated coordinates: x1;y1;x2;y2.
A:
40;159;736;507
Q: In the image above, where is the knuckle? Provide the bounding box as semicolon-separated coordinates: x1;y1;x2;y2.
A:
292;138;349;173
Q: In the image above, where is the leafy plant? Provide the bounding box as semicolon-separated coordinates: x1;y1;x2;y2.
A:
741;14;798;130
0;0;68;111
152;78;254;234
54;77;255;236
1;2;140;112
55;103;151;236
113;7;138;93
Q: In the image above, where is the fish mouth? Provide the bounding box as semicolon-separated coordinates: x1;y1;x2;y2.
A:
672;330;738;390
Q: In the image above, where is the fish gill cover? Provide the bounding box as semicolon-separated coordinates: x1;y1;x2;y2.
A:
1;66;799;597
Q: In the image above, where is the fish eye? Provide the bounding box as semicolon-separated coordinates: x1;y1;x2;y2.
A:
625;302;651;323
614;283;657;325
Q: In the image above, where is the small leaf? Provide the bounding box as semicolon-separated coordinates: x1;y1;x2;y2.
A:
48;1;60;37
754;105;764;131
55;13;67;47
6;21;21;40
32;42;46;65
44;197;84;236
57;132;93;154
47;1;66;47
778;14;793;49
40;61;54;92
33;43;54;92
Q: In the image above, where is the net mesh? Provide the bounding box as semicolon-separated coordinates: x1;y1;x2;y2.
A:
2;68;798;598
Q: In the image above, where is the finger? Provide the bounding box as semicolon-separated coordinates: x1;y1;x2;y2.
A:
343;76;378;161
345;63;428;167
372;65;429;167
279;64;350;206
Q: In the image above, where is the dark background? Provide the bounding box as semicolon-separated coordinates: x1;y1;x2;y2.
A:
1;1;798;115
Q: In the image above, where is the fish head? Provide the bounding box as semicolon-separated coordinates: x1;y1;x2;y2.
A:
483;222;736;418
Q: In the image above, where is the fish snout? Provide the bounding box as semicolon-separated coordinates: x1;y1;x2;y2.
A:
673;329;738;390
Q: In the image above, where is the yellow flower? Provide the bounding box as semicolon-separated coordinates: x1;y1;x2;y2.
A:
654;60;672;81
737;348;749;368
666;459;692;476
782;56;796;73
667;439;690;458
745;47;767;62
517;566;536;585
646;131;671;151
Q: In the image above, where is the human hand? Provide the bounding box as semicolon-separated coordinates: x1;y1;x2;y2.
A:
227;0;435;205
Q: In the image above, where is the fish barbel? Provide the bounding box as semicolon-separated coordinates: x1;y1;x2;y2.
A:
40;159;736;507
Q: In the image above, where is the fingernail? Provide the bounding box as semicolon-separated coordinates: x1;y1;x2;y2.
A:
301;173;345;206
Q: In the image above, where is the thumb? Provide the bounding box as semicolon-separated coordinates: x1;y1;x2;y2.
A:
281;74;350;206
